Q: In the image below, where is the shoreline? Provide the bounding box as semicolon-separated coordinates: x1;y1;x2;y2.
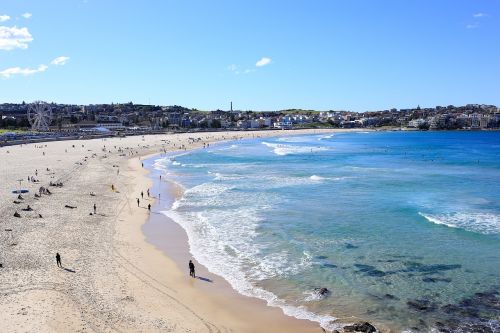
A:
141;155;324;332
142;139;355;332
0;129;366;332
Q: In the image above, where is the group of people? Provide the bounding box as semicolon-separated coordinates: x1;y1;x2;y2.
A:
38;186;52;195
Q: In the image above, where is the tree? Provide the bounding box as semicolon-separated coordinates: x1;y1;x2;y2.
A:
211;119;221;128
418;122;429;130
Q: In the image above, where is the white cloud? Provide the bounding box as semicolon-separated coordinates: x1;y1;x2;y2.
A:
51;56;70;66
256;57;272;67
466;23;479;29
22;13;32;19
0;64;48;78
227;64;237;71
0;15;10;22
473;13;485;18
0;26;33;50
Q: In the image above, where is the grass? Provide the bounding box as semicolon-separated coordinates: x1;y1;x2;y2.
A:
0;129;29;134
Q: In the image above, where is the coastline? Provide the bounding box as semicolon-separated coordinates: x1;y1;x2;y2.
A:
141;156;323;333
1;129;351;332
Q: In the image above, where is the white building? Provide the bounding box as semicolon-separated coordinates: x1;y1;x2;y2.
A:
96;122;125;130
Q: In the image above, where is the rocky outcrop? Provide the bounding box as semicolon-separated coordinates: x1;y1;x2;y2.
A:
343;322;377;333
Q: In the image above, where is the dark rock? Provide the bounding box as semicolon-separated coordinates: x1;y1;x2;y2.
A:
422;277;452;283
377;259;397;263
384;293;398;300
467;324;493;333
441;304;460;314
354;264;386;277
323;263;337;268
345;243;359;249
315;255;328;260
402;262;461;275
343;322;377;333
314;287;330;296
407;299;437;312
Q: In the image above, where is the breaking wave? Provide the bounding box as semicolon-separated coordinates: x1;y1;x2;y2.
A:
419;212;500;235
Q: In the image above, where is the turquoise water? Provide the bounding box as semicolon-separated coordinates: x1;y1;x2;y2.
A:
154;131;500;332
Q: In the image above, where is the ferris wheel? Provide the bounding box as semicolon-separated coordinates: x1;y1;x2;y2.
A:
27;101;53;131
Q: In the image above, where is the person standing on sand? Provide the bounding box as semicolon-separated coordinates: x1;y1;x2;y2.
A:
189;260;195;278
93;204;97;214
147;189;150;197
137;198;140;207
148;203;151;211
56;253;62;268
141;191;144;199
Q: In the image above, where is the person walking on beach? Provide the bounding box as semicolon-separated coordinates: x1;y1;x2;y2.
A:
93;203;97;214
141;191;144;199
137;198;140;207
189;260;195;278
147;189;150;197
148;203;151;211
56;253;62;268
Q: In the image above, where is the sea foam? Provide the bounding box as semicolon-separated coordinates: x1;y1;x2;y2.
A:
262;142;329;156
419;212;500;235
162;205;341;331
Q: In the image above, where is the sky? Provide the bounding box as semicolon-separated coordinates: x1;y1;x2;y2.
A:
0;0;499;111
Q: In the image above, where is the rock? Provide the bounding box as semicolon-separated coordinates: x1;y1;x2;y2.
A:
313;287;330;297
407;299;437;312
343;322;377;333
354;264;386;277
318;287;329;295
384;293;398;300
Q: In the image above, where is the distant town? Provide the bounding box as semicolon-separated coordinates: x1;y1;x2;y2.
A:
1;102;499;143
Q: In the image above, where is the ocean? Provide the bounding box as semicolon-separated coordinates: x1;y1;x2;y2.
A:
153;131;500;332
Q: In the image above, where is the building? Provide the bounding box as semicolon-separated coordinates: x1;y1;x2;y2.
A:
96;122;125;130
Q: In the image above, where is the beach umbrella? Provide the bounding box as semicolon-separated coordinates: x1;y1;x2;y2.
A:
11;179;29;194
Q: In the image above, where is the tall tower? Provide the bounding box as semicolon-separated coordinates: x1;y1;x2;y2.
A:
230;101;233;112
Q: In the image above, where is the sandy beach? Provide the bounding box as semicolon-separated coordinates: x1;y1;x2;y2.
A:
0;129;359;333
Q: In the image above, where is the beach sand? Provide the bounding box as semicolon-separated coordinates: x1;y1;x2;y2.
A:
0;129;354;332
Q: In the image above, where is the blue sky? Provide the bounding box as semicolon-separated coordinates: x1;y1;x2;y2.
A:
1;0;499;111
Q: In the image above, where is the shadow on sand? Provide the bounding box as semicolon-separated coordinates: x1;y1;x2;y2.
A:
196;276;213;283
